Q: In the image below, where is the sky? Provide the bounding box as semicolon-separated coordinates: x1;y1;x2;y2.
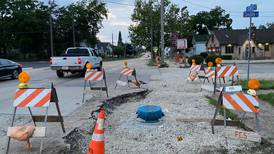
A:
43;0;274;45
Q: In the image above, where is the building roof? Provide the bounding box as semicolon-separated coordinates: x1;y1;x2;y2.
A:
212;29;274;45
193;34;209;42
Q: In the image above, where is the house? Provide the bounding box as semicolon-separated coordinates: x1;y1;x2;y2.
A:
192;34;209;55
95;42;113;56
207;29;274;60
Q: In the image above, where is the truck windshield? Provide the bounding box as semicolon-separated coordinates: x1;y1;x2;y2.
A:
66;49;90;56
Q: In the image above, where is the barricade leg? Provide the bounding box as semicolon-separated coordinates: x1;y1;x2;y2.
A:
39;107;49;154
82;80;87;103
6;107;17;154
211;90;223;134
28;107;36;126
103;72;109;97
127;76;130;87
240;112;246;123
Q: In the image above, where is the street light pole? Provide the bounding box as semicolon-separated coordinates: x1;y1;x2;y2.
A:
160;0;165;64
49;0;54;57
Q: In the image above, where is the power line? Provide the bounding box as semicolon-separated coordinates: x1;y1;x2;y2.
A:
181;0;274;14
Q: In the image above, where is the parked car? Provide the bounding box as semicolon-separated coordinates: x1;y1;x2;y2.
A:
50;47;103;78
0;59;22;79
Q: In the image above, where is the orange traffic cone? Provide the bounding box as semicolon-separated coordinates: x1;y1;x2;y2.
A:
87;110;105;154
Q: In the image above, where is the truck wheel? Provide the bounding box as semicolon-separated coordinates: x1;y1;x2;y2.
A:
56;70;64;78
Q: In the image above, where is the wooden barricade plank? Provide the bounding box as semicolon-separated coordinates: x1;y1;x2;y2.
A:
224;129;261;142
7;127;46;138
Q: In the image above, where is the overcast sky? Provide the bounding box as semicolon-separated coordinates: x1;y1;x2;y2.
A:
43;0;274;45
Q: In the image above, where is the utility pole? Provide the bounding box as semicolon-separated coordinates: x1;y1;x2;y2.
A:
160;0;165;64
112;33;113;45
150;10;153;59
49;0;54;57
72;20;76;47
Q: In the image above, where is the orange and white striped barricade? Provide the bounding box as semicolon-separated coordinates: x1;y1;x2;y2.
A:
211;85;261;145
6;83;65;154
187;65;201;81
115;67;139;88
82;69;108;103
203;65;239;94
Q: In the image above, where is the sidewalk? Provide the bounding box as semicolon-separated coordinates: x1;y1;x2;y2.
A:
103;61;273;153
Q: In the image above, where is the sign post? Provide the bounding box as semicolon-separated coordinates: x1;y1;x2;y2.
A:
243;4;259;81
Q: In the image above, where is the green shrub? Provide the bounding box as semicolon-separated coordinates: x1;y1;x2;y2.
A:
200;52;208;59
113;46;124;57
204;54;221;66
188;55;204;65
221;55;233;60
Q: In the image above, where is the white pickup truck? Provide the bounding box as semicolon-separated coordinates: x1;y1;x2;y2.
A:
50;47;102;78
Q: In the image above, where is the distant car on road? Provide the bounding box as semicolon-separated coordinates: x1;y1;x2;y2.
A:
0;59;22;79
50;47;103;78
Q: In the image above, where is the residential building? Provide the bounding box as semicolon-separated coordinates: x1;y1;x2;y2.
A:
192;34;209;55
95;42;113;56
207;29;274;60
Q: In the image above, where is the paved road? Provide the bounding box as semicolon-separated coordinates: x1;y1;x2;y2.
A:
0;56;156;116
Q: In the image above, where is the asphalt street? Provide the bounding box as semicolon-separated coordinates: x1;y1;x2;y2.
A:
0;57;156;116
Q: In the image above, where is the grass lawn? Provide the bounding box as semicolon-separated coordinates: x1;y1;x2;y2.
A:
258;93;274;106
240;80;274;90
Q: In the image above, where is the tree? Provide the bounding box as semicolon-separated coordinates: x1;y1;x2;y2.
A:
129;0;168;59
118;31;123;46
0;0;107;59
189;6;232;35
113;46;124;57
55;0;107;55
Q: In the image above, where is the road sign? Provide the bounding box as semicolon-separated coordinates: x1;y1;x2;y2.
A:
177;39;187;49
224;129;261;142
243;11;259;17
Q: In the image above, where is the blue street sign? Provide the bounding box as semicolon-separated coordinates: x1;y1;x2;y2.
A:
243;11;259;17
